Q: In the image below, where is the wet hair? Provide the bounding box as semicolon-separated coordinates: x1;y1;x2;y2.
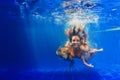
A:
69;26;81;42
57;48;61;52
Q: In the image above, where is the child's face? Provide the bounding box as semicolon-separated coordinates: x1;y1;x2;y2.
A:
81;38;85;44
71;36;80;48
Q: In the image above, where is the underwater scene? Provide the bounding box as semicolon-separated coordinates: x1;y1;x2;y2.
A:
0;0;120;80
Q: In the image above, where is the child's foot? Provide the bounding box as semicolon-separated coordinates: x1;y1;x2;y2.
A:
99;48;103;51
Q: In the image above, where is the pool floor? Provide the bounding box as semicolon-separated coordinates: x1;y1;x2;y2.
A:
0;64;120;80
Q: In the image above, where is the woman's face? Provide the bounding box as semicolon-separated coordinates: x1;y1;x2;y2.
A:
71;35;80;48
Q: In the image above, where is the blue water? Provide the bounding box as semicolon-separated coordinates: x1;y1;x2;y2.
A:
0;0;120;80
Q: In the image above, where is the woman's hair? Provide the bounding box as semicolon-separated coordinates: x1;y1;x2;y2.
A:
67;26;81;42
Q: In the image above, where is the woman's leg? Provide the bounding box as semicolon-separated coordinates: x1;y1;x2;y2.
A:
81;55;94;68
67;59;74;71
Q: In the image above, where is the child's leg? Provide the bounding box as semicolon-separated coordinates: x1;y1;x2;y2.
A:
86;48;103;60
